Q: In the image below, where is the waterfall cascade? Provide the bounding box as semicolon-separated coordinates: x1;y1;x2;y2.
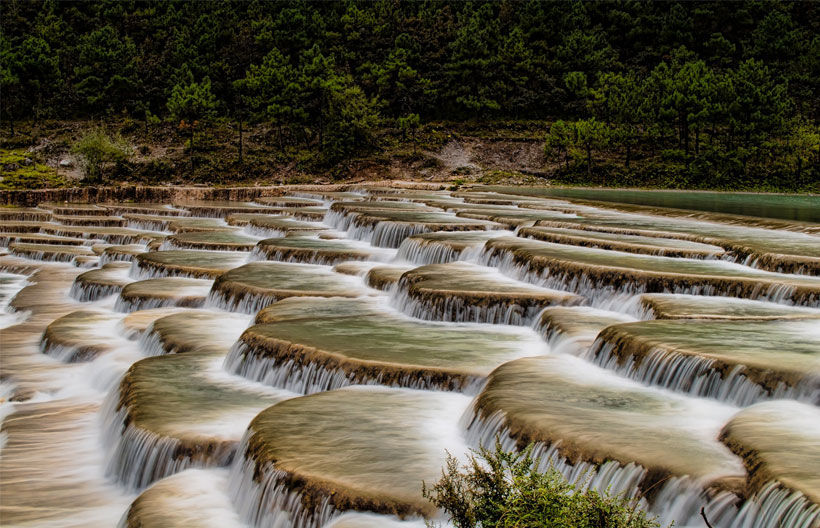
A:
2;185;818;528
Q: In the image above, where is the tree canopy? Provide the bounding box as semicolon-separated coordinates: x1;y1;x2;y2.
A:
2;0;818;184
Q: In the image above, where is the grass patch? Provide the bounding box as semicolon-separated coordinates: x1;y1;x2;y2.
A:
0;149;71;190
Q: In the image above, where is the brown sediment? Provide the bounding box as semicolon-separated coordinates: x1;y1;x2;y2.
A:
238;329;472;392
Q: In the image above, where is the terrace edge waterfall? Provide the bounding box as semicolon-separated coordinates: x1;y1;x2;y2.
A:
2;186;819;528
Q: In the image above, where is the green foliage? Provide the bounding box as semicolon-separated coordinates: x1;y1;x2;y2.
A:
0;149;68;190
423;442;660;528
72;128;133;182
0;0;817;184
167;71;218;169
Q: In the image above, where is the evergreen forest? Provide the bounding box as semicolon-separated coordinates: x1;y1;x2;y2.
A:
2;0;819;190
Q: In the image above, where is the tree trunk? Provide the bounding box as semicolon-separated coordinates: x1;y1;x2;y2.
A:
238;119;243;164
586;142;592;177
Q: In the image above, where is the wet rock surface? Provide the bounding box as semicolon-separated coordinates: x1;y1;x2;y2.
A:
1;185;819;528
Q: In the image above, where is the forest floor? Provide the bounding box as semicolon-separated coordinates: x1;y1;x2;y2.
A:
0;119;554;191
1;119;816;193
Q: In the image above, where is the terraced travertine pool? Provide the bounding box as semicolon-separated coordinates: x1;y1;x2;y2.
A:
1;186;818;528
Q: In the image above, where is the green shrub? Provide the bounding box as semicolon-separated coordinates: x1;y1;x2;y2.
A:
423;442;661;528
72;128;133;182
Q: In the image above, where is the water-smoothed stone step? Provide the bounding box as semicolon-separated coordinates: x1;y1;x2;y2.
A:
466;354;745;509
519;226;727;258
51;214;126;227
9;242;96;263
636;293;820;320
481;237;820;306
39;202;111;216
121;307;190;338
244;216;328;237
102;203;189;216
40;310;125;362
0;207;52;221
133;250;248;279
0;220;49;233
719;401;820;507
120;469;248;528
122;214;231;232
232;386;471;526
536;306;636;355
227;296;547;393
533;207;820;275
253;235;392;265
337;209;502;248
395;262;583;324
99;244;147;264
325;512;427;528
452;206;577;228
70;261;133;301
1;232;90;246
227;206;329;223
39;224;158;244
116;277;213;311
364;264;415;290
296;190;366;202
396;231;509;264
209;261;367;313
0;399;133;527
586;319;820;405
175;201;280;218
163;230;259;251
255;196;324;208
140;310;250;357
105;310;287;489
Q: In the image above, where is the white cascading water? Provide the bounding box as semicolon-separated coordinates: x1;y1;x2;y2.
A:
583;338;820;406
3;189;819;528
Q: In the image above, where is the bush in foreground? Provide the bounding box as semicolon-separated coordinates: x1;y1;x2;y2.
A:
424;442;661;528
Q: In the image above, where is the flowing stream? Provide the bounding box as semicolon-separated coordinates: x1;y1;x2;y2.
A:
1;188;819;528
